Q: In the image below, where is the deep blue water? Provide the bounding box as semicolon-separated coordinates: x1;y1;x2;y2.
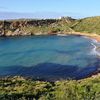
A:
0;35;100;81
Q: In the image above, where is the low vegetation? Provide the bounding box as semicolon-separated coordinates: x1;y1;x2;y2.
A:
0;75;100;100
72;16;100;34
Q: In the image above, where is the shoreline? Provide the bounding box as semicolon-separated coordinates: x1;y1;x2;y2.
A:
1;31;100;42
65;32;100;42
68;32;100;79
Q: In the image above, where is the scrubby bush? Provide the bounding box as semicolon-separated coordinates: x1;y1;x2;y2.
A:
0;76;100;100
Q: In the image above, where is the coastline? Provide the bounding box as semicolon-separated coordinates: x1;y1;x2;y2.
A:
64;32;100;42
2;31;100;42
68;32;100;79
66;32;100;78
50;32;100;79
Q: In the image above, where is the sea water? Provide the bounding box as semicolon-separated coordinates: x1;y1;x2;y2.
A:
0;35;100;81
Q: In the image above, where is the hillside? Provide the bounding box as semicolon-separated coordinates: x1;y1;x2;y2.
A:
0;17;75;36
1;16;100;36
0;75;100;100
72;16;100;34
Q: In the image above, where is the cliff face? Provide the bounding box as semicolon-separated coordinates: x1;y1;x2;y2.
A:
0;17;75;36
0;21;4;36
0;19;60;36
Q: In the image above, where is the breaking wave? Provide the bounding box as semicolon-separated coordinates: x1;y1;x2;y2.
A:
91;39;100;56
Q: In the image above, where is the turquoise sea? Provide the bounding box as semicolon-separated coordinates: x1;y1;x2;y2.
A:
0;35;100;81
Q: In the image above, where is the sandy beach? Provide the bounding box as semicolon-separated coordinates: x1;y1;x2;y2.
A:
70;32;100;78
66;32;100;42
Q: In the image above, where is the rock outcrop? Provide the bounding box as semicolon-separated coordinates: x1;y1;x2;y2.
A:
0;18;75;36
0;21;4;36
0;19;57;36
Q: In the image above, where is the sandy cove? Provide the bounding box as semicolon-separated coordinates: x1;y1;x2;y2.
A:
65;32;100;42
56;31;100;78
67;32;100;78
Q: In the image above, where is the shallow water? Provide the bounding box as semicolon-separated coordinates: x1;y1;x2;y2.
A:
0;35;100;81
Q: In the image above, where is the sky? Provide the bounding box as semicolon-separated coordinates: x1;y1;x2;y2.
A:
0;0;100;19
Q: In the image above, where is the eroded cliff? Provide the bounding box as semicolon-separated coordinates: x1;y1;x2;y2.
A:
0;17;75;36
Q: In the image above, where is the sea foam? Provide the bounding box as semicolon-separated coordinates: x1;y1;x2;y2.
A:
91;39;100;56
82;36;100;56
